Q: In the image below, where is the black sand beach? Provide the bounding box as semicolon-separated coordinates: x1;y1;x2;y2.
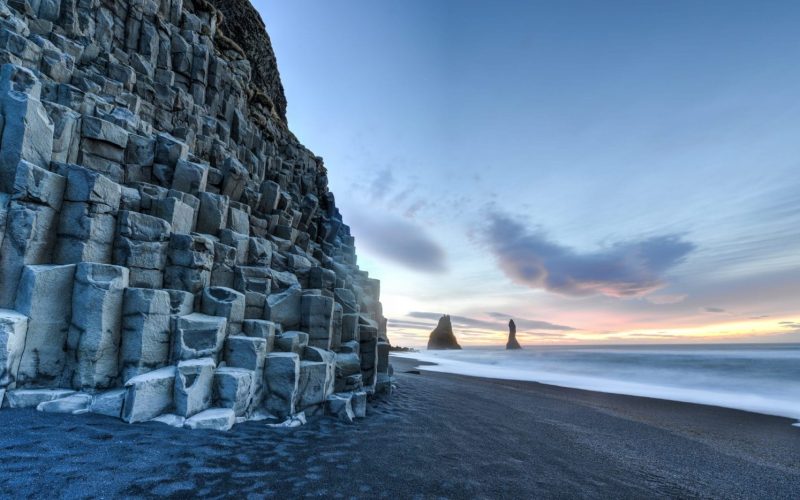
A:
0;355;797;498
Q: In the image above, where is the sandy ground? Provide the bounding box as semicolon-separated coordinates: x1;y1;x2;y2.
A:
0;355;797;499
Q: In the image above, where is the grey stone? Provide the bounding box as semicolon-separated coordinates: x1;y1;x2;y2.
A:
171;313;227;361
4;388;75;408
264;352;299;419
122;366;176;423
233;266;271;318
0;65;53;175
82;116;128;149
90;388;126;418
0;309;27;390
213;367;252;416
352;390;367;418
183;408;235;431
275;331;308;355
8;160;65;209
301;292;334;349
121;288;172;382
172;159;208;195
224;335;266;372
66;263;129;391
196;191;228;235
37;392;92;414
326;392;354;423
117;210;171;241
242;319;276;351
264;285;301;329
201;286;245;332
174;357;215;417
14;264;75;386
297;357;335;411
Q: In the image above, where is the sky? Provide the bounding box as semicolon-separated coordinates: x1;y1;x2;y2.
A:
253;0;800;347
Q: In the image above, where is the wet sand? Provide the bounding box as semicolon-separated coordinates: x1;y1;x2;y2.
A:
0;355;797;498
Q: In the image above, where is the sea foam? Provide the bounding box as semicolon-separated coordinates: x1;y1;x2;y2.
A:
394;344;800;420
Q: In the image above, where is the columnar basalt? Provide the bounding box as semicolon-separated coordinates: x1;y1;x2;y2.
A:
0;0;391;429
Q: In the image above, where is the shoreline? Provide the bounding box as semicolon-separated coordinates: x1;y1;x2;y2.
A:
391;350;800;423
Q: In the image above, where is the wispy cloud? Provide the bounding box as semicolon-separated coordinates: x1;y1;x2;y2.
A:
481;211;696;298
703;307;726;313
349;209;447;273
408;311;574;331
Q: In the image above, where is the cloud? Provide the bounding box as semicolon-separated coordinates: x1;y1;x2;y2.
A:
368;168;395;201
408;311;574;331
349;210;447;273
481;212;696;298
703;307;726;313
778;321;800;329
645;294;687;305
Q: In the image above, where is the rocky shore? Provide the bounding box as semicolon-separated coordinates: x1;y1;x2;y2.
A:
0;356;796;497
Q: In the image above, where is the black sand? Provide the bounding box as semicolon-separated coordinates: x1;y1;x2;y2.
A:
0;355;797;498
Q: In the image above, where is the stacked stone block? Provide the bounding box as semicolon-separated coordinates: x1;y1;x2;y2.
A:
0;0;391;429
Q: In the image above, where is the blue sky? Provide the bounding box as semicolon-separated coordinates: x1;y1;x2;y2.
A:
254;0;800;346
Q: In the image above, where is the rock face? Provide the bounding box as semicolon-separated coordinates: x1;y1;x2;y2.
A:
506;319;521;350
0;0;392;428
427;315;461;350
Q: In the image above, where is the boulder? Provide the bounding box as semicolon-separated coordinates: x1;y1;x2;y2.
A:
264;285;301;329
90;389;126;418
326;392;355;423
201;286;245;334
37;392;92;414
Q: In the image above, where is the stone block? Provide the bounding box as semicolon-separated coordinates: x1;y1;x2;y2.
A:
233;266;271;318
14;264;75;386
66;263;129;391
213;367;252;416
264;285;301;330
167;289;195;315
4;388;75;408
201;287;245;333
8;160;65;210
247;237;272;266
121;288;172;382
242;319;276;351
117;210;170;242
174;357;215;417
81;116;128;149
171;159;208;196
153;196;194;233
171;313;227;361
264;352;300;419
0;201;58;308
297;358;335;411
0;309;27;391
196;191;228;235
326;393;354;423
90;388;126;418
352;390;367;418
301;292;334;349
183;408;235;431
60;163;121;210
274;331;308;355
0;65;53;176
122;366;176;423
341;313;360;343
224;336;266;372
37;392;92;414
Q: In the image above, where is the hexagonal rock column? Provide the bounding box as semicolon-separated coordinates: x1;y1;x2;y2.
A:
122;366;176;423
65;263;129;391
174;357;216;418
201;286;245;335
213;367;252;416
264;352;300;419
300;291;334;350
120;288;172;382
0;309;27;396
170;313;227;361
14;264;75;386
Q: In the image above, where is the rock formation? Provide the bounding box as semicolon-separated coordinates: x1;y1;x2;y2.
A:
506;319;521;350
427;315;461;350
0;0;392;429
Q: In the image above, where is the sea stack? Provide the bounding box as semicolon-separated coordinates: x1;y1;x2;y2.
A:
427;315;461;350
506;319;522;350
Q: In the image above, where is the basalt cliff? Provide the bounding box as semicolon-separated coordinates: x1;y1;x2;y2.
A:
0;0;391;429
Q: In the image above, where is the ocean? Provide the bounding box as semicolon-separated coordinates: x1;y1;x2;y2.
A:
393;343;800;421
